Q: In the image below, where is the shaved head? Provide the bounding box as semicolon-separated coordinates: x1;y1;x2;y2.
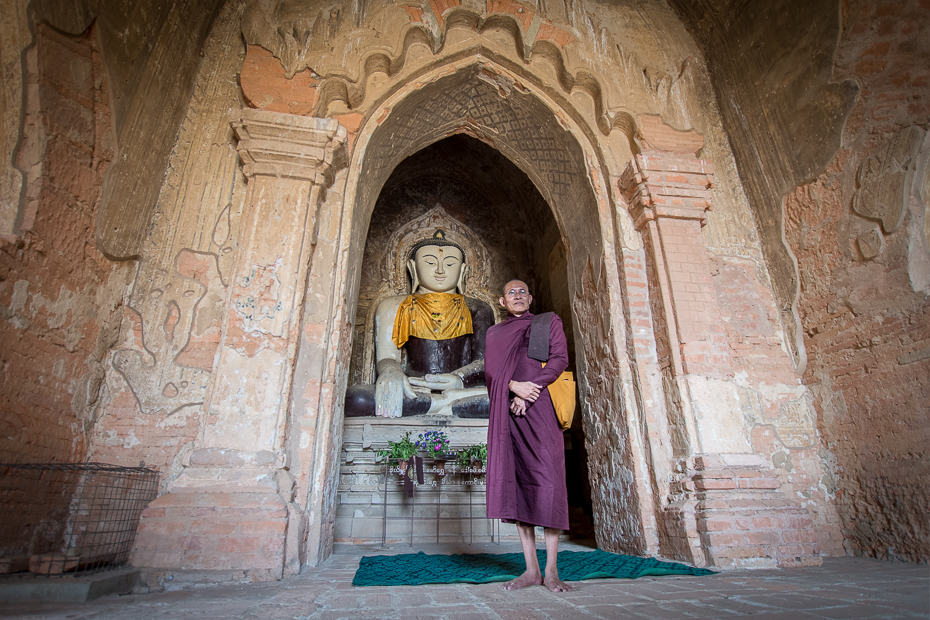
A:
502;280;529;295
500;280;532;316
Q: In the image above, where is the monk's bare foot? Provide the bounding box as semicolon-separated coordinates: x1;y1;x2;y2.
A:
544;573;574;592
501;570;542;590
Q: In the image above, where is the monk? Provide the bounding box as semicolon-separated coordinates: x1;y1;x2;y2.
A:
485;279;573;592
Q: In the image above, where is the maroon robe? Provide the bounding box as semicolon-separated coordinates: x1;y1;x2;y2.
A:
485;311;570;530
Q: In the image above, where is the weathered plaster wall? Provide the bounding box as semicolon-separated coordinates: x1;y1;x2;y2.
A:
193;0;833;564
238;0;672;558
6;0;909;575
710;255;845;555
29;0;227;260
783;1;929;563
88;0;247;479
674;0;929;562
0;23;130;464
670;0;860;373
0;0;30;236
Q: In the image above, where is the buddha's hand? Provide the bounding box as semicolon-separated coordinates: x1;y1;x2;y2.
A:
408;373;464;392
375;369;416;418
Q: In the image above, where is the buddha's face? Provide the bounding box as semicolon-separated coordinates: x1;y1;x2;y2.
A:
411;245;464;294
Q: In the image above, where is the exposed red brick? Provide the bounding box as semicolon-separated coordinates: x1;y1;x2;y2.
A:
638;115;705;154
535;21;574;47
0;24;119;466
487;0;534;30
240;45;318;116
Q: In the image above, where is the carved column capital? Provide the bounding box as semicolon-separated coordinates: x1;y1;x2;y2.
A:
230;109;347;186
198;110;348;457
619;151;715;231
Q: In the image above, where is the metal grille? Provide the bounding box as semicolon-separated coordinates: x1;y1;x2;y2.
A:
0;463;159;576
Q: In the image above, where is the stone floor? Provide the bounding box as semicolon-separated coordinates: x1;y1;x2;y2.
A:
5;542;928;619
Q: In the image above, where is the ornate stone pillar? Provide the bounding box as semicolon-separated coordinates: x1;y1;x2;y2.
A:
621;151;819;568
131;110;347;582
199;111;345;461
621;151;750;457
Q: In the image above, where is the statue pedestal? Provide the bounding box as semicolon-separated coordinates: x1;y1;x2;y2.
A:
336;417;507;544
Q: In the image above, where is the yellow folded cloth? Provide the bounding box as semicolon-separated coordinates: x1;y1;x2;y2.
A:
392;293;473;348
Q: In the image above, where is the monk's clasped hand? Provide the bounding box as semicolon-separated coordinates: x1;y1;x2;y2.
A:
510;396;527;416
509;380;542;402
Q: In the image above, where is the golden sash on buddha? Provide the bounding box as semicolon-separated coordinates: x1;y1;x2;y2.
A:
392;293;474;348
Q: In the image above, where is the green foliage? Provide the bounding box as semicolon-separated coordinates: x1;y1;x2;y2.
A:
377;432;419;461
456;443;487;468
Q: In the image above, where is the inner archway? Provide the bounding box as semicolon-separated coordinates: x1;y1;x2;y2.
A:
336;134;595;542
331;58;647;553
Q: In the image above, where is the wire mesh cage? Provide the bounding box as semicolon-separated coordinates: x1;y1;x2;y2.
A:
0;463;159;576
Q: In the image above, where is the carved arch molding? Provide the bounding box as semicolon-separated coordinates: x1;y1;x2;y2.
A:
240;0;646;138
10;0;861;373
239;0;861;373
12;0;707;260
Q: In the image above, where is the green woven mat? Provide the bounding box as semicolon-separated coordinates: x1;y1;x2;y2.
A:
352;549;714;586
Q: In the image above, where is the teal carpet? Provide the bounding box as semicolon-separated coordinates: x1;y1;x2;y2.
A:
352;549;714;586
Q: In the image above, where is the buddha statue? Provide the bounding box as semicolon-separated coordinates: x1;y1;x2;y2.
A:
344;230;493;418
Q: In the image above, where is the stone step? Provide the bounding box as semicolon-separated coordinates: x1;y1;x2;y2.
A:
0;568;138;602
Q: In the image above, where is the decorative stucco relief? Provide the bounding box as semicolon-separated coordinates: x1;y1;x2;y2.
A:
856;227;885;260
238;0;707;141
730;380;817;452
852;125;925;238
234;260;286;337
849;126;930;295
910;136;930;293
772;395;817;449
113;250;225;415
106;4;246;418
0;0;29;236
921;143;930;249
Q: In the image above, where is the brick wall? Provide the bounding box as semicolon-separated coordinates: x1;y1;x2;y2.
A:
784;1;930;563
0;24;126;465
712;256;846;557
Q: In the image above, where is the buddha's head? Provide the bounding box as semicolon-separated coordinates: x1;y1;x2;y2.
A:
407;230;466;294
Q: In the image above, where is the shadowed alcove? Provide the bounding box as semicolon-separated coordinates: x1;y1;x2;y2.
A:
341;133;594;540
316;60;644;555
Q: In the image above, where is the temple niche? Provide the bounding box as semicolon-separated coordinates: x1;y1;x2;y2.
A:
346;135;579;390
336;134;590;543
